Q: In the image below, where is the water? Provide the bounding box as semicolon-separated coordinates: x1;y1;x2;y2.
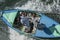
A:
14;0;60;13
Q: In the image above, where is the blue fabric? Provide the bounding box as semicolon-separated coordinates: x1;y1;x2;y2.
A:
21;16;30;27
39;14;58;28
34;14;59;38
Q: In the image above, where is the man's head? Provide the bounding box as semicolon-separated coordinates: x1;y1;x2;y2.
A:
32;13;37;17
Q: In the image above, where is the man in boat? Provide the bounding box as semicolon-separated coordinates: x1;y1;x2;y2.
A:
28;18;34;33
31;13;40;33
13;16;23;30
20;12;30;32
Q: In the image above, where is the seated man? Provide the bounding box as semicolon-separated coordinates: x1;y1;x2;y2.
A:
25;18;34;33
13;17;23;30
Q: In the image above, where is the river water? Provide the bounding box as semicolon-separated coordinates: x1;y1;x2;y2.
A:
14;0;60;14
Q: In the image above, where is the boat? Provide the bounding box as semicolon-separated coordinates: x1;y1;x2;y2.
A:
0;9;60;38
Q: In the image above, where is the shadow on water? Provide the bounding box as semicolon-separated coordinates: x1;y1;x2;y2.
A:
0;20;10;40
